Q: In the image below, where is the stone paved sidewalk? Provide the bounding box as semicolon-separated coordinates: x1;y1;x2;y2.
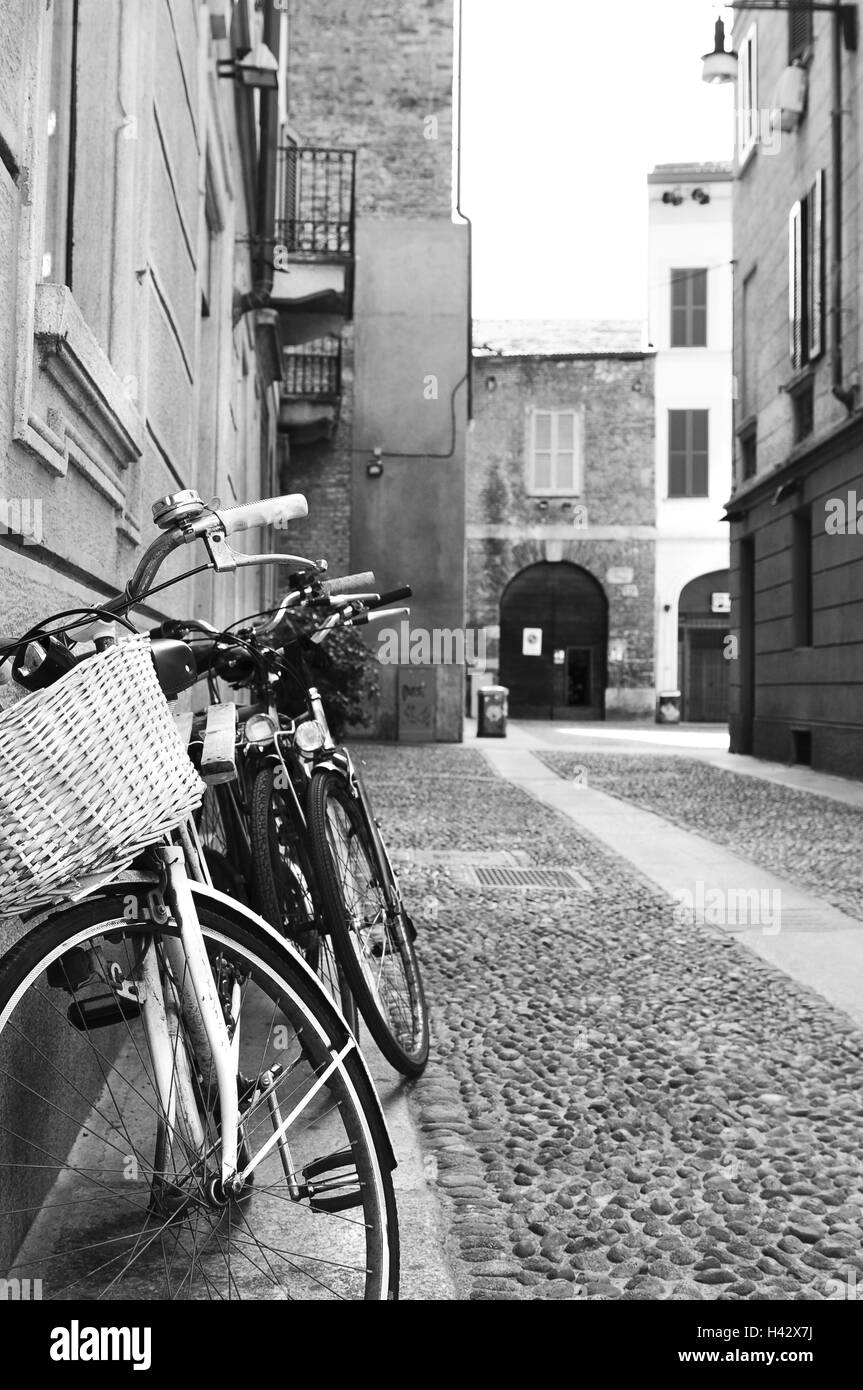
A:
355;744;863;1301
536;751;863;925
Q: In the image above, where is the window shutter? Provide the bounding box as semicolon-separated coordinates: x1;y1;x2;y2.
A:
789;9;812;61
807;170;824;360
738;26;758;158
789;200;804;368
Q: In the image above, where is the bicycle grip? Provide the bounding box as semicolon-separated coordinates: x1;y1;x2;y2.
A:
321;571;376;597
372;585;412;607
215;495;308;535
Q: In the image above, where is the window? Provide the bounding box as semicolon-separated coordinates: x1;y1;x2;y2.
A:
737;24;758;163
668;410;709;498
789;8;813;62
791;507;813;646
670;269;707;347
741;268;757;415
42;0;78;286
789;171;825;369
791;378;814;442
201;178;220;318
740;423;757;482
528;409;583;495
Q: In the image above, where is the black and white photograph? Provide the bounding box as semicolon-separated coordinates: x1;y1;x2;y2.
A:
0;0;860;1361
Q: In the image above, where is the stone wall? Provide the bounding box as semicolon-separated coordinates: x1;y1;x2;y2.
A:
468;352;657;714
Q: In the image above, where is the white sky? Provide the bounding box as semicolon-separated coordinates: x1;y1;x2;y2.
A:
459;0;735;321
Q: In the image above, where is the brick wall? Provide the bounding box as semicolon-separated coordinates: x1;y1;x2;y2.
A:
286;0;454;219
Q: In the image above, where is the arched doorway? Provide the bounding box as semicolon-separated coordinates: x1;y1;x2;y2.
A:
678;569;730;722
500;562;608;719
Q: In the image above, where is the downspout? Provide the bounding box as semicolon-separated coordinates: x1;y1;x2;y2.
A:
236;2;281;318
455;0;473;421
832;0;856;410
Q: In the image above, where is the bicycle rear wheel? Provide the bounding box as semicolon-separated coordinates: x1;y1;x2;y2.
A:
0;895;398;1300
250;765;358;1034
308;770;429;1077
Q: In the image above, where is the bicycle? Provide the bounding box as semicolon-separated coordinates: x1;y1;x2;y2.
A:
164;577;373;1034
167;564;430;1073
162;567;430;1077
0;490;399;1300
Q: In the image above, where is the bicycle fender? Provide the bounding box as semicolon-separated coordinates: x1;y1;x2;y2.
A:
188;882;397;1169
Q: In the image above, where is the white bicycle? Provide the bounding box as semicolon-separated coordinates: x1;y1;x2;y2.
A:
0;492;398;1300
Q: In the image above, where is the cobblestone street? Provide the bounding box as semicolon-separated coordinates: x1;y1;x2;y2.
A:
357;735;863;1301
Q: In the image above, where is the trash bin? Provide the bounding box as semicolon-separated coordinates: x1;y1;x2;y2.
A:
656;690;682;724
477;685;508;738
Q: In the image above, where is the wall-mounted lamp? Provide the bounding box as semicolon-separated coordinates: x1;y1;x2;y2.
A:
702;6;858;79
366;448;384;479
772;479;800;505
537;499;549;511
663;603;672;613
217;43;279;89
701;17;738;84
560;501;572;511
661;188;683;206
692;187;710;205
485;375;497;392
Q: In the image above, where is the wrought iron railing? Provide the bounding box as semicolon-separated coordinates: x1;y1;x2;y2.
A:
276;147;356;257
282;336;342;397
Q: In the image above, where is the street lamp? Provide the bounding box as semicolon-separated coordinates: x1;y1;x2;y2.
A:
217;43;280;90
701;18;738;84
701;4;858;72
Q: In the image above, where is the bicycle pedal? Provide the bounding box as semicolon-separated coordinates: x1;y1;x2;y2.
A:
68;993;141;1030
302;1147;363;1213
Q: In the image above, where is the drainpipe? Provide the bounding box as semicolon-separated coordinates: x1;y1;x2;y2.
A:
235;2;281;319
831;0;856;410
455;0;473;421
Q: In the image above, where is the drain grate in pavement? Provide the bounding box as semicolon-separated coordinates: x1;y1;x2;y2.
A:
471;865;591;892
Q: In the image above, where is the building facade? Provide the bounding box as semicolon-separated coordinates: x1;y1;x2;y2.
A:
467;322;656;719
722;4;863;776
274;0;470;741
0;0;289;686
648;162;733;722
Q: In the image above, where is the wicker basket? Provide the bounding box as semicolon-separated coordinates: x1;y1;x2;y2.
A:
0;632;205;915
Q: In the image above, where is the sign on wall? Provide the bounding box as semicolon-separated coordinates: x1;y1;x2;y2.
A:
711;592;731;613
606;567;634;585
553;649;565;665
522;627;543;656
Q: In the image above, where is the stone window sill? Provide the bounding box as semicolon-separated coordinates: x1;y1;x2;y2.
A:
18;284;144;541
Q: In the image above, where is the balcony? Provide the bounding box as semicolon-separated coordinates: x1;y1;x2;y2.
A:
272;147;356;337
279;335;342;444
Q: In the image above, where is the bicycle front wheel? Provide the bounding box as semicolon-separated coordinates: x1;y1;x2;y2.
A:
308;770;429;1077
250;764;358;1034
0;896;398;1300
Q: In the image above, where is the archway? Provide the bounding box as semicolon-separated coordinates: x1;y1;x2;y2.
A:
678;569;730;722
499;561;608;719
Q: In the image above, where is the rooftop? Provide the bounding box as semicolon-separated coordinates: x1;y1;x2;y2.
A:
473;319;645;357
648;161;734;185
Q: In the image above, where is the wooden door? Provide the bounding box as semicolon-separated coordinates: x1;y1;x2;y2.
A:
500;563;607;719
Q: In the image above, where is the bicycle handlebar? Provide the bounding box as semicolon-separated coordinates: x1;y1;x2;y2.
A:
320;571;376;598
213;495;308;536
